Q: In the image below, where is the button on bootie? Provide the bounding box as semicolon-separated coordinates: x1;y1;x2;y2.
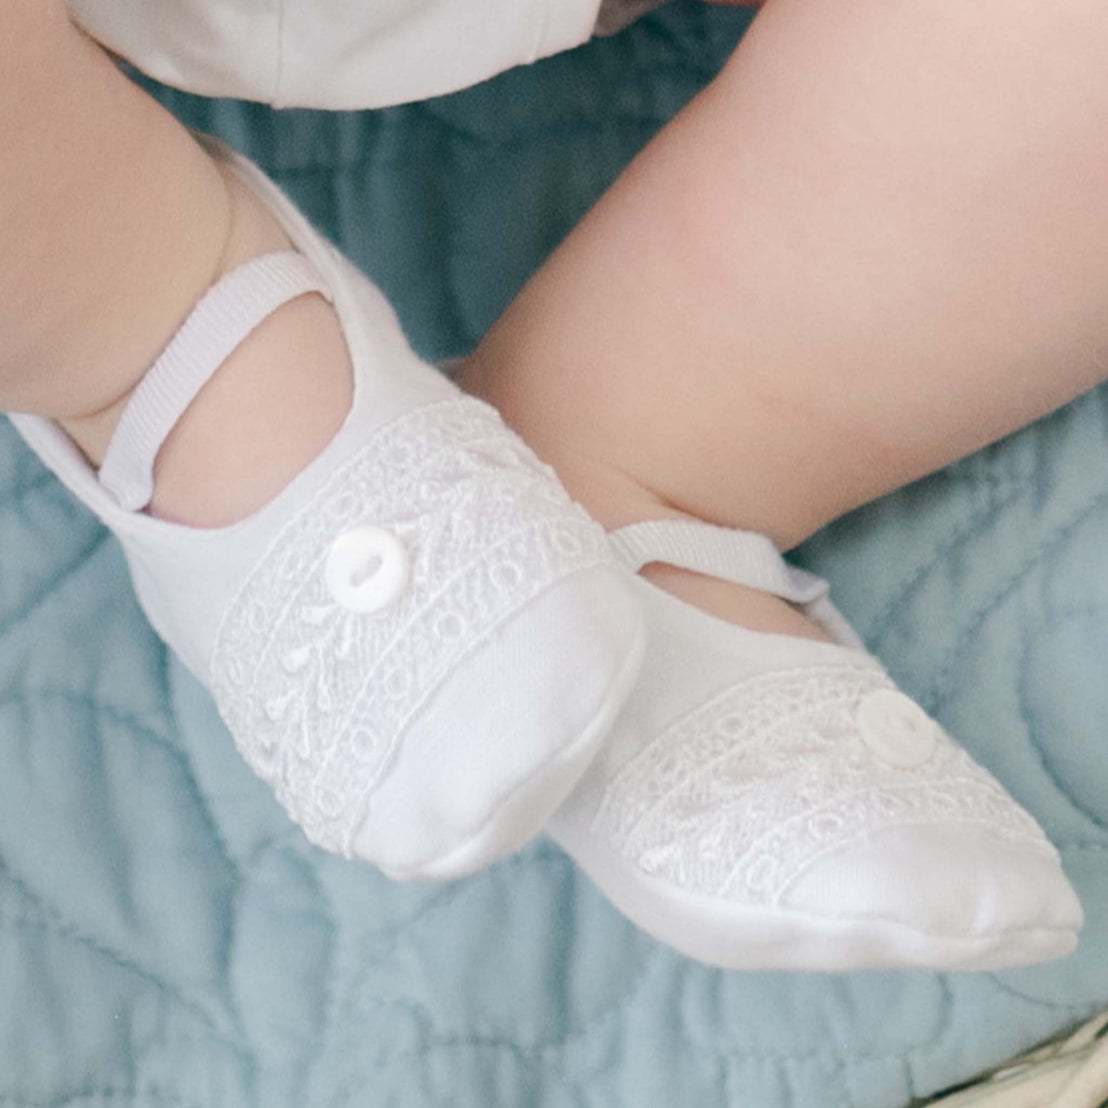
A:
9;135;645;881
547;519;1083;971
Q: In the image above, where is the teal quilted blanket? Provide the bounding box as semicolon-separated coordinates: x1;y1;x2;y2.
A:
3;6;1107;1105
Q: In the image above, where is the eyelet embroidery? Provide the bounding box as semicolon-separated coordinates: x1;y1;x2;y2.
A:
593;665;1054;906
210;397;610;855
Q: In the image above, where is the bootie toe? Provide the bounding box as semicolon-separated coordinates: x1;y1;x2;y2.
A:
548;520;1082;970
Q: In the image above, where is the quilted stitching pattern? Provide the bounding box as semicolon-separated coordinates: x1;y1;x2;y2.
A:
2;5;1106;1105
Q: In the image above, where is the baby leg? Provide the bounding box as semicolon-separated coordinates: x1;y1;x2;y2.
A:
461;0;1099;966
1;0;352;527
4;0;646;879
459;0;1108;581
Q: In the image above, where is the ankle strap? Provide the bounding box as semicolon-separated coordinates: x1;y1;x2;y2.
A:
98;251;331;511
608;519;829;606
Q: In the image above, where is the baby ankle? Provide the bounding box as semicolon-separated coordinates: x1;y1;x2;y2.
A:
485;448;835;643
147;289;353;528
64;155;355;529
58;151;296;463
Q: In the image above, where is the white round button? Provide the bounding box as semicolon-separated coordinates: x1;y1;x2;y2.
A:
325;526;410;614
856;689;939;768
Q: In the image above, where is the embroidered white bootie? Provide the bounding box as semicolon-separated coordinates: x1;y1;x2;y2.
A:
547;520;1084;971
9;135;645;881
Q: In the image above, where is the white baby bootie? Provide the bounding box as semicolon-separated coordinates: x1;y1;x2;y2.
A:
547;519;1084;971
9;134;645;881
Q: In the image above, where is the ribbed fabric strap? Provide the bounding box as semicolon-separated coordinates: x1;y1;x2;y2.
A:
98;251;331;511
608;519;829;606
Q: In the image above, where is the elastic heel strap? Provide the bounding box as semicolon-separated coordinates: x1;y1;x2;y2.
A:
98;250;331;511
609;519;865;648
609;519;829;605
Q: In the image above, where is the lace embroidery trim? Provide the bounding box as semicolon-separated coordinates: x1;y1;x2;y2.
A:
210;397;610;855
593;665;1054;906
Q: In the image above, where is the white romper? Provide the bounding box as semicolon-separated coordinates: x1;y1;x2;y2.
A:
64;0;661;110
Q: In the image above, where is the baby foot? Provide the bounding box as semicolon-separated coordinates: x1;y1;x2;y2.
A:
548;518;1083;971
10;133;646;881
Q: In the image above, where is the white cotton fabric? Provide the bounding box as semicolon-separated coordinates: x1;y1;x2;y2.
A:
67;0;604;109
9;135;646;878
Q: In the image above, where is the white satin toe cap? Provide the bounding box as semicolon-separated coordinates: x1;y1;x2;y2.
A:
783;824;1084;969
